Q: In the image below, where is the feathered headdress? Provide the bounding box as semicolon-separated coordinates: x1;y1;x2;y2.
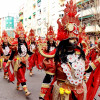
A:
14;22;26;38
57;0;85;42
2;30;8;42
28;29;35;41
46;26;55;40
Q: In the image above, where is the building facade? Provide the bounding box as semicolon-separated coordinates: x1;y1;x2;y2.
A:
77;0;100;43
0;15;19;37
20;0;100;42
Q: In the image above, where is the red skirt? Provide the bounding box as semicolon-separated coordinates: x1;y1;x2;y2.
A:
3;62;8;73
3;62;15;82
27;53;36;70
17;66;26;83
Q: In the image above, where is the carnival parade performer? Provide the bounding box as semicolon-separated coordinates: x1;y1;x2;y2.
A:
53;0;87;100
6;22;32;96
0;30;14;82
86;38;100;100
27;29;37;76
39;26;57;100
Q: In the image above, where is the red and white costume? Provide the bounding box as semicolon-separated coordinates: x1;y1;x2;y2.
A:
0;30;14;82
27;29;37;76
6;22;32;96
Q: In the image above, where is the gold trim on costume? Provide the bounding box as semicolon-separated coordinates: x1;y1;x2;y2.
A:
38;43;55;58
96;57;100;63
40;93;45;98
75;51;80;55
85;65;89;71
45;71;55;75
41;83;50;88
90;63;96;70
14;54;29;71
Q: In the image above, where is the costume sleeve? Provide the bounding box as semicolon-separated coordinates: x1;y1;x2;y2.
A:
9;50;16;60
27;50;33;56
9;45;17;60
0;46;3;56
85;66;93;73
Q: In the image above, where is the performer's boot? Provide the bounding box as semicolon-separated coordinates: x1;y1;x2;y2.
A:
0;66;2;71
6;72;9;81
22;85;31;96
29;69;33;76
39;83;50;100
4;72;8;79
16;81;22;91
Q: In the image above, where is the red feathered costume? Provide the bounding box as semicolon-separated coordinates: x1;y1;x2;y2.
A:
39;26;57;100
86;41;100;100
52;0;87;100
6;22;31;96
0;30;14;82
27;29;37;76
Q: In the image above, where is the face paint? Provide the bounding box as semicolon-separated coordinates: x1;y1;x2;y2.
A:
19;37;25;43
69;38;78;49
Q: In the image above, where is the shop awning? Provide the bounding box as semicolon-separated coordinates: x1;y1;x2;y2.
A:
33;12;36;15
37;0;41;3
28;16;31;19
85;25;100;33
79;15;94;20
77;0;89;6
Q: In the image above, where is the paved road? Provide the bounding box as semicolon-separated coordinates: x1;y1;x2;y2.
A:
0;67;45;100
0;68;100;100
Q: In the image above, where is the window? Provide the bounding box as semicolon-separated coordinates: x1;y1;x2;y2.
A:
37;28;41;35
37;0;41;7
59;14;64;18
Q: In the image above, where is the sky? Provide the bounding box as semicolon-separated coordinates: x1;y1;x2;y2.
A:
0;0;25;18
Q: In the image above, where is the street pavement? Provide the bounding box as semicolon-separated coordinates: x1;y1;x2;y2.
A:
0;67;45;100
0;68;100;100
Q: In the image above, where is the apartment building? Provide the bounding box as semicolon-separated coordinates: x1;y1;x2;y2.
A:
77;0;100;43
21;0;100;41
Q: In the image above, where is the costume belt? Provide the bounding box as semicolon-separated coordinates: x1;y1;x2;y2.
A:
2;56;10;61
57;80;84;94
14;54;29;71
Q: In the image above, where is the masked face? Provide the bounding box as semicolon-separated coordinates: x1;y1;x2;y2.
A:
3;37;8;45
48;36;54;44
31;36;35;43
68;38;78;49
19;35;25;43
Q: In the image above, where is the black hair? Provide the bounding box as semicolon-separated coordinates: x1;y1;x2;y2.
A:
2;42;11;49
46;41;56;52
18;38;28;54
54;39;85;64
31;41;36;45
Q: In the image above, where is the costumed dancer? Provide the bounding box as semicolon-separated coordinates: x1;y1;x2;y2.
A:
0;36;3;70
53;0;87;100
35;36;45;70
0;30;14;82
39;26;57;100
6;22;32;96
27;29;37;76
86;38;100;100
